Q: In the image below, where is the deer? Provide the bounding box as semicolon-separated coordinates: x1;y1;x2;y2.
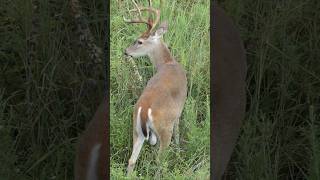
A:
212;3;247;180
74;99;108;180
70;0;107;179
123;0;187;175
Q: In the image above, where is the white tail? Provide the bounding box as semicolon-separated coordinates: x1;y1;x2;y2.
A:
212;3;247;180
74;100;107;180
124;0;187;175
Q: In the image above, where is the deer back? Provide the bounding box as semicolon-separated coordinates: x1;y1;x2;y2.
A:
212;3;247;179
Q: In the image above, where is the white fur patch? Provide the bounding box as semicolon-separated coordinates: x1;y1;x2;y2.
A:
147;108;157;145
86;143;101;180
147;108;153;122
136;107;143;137
149;131;157;145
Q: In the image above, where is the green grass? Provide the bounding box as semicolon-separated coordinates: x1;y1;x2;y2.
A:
2;0;318;179
218;0;320;179
0;0;104;179
110;0;210;179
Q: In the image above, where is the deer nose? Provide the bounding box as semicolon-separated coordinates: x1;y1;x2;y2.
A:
124;50;128;56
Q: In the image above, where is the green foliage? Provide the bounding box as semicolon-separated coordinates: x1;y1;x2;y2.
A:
110;0;210;179
219;0;320;179
0;0;104;179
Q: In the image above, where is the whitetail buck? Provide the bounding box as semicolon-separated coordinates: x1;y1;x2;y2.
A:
123;0;187;175
70;0;107;179
74;99;107;180
212;3;247;180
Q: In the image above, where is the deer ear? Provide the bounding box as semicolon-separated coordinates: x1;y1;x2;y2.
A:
154;21;168;38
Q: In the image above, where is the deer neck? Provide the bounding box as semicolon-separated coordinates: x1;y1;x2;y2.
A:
148;42;174;70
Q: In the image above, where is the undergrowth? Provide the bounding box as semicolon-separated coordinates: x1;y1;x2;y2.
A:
110;0;210;179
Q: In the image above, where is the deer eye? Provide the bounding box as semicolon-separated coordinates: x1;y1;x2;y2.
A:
137;40;143;45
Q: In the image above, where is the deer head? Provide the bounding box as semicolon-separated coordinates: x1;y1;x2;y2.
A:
124;0;168;58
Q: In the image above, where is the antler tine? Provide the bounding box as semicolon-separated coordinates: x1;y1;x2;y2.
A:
123;0;147;25
124;0;160;37
146;0;161;33
132;0;142;18
149;7;160;33
123;16;149;26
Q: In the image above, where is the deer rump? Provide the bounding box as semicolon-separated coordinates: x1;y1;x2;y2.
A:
74;99;108;180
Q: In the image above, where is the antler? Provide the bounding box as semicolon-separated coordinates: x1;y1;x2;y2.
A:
124;0;160;37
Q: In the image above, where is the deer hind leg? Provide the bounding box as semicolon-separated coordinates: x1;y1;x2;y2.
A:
154;124;173;178
157;124;174;161
127;107;145;175
127;132;144;175
173;118;180;145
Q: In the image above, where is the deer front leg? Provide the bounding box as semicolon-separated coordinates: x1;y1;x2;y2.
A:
126;133;144;175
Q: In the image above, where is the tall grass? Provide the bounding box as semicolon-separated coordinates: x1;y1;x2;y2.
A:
0;0;104;179
218;0;320;179
110;0;210;179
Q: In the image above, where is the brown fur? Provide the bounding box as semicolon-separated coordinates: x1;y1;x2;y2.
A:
136;46;187;140
212;3;247;179
135;43;187;140
74;99;107;180
127;39;187;174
